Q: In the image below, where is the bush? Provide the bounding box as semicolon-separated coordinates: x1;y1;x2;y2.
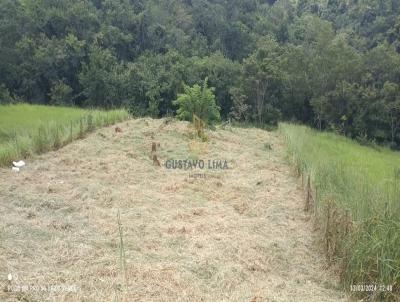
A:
0;84;14;104
173;78;220;125
48;81;73;105
229;87;249;122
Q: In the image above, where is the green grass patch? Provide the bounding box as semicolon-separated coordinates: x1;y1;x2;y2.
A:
280;123;400;301
0;104;129;166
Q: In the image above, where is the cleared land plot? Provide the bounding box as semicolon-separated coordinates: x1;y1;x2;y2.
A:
0;119;346;301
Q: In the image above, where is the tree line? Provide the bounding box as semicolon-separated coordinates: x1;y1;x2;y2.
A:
1;0;400;147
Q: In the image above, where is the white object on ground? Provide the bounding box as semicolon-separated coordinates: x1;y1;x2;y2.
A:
12;160;25;168
7;273;12;281
12;167;20;172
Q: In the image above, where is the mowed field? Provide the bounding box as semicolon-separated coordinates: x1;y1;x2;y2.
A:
0;118;346;301
0;104;129;166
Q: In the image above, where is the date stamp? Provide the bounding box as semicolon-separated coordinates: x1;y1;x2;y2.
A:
6;284;79;293
350;284;393;293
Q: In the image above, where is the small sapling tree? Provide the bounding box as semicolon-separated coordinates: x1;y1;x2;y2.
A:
173;78;221;126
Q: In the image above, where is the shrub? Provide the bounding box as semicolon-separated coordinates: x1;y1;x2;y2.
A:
229;87;249;122
173;78;220;125
0;84;14;104
48;81;73;106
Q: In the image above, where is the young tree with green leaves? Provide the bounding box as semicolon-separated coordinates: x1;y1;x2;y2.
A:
173;78;220;125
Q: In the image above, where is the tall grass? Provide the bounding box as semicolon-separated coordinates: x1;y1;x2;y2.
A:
280;123;400;301
0;104;129;166
117;209;127;286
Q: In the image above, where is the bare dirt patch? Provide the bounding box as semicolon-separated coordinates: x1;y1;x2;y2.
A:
0;119;347;301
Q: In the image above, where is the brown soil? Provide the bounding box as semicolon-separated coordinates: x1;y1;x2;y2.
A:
0;118;348;301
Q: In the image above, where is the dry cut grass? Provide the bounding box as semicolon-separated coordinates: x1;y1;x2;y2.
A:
0;119;346;301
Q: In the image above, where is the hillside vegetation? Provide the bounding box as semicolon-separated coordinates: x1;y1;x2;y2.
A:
0;104;129;166
1;0;400;299
1;0;400;147
280;123;400;301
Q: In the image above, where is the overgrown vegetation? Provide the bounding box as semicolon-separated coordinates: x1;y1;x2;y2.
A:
280;123;400;301
0;104;129;166
1;0;400;147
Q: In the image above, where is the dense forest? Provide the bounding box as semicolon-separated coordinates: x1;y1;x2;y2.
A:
1;0;400;147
